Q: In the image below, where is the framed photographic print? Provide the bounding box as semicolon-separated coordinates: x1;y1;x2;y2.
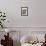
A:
21;7;28;16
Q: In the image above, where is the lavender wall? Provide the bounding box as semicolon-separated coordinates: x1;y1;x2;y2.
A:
0;0;46;27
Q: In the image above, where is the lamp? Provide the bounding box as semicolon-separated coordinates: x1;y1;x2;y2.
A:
5;29;9;33
5;29;10;37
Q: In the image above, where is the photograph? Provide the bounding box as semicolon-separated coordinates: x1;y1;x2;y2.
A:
21;7;28;16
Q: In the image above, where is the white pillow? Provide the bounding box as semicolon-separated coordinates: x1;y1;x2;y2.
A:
20;35;37;43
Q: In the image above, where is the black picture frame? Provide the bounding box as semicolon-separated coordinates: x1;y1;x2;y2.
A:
21;7;28;16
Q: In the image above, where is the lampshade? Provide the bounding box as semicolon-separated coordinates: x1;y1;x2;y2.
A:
5;29;10;33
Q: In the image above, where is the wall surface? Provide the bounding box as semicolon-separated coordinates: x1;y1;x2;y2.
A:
0;0;46;46
0;0;46;27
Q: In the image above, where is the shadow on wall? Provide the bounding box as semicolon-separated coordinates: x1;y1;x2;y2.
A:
13;40;21;46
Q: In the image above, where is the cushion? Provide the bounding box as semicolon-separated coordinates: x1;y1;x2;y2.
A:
20;35;37;43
